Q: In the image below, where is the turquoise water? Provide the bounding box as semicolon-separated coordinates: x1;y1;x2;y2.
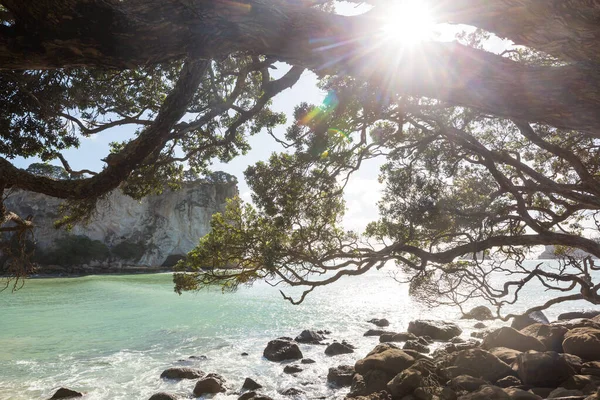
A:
0;266;593;399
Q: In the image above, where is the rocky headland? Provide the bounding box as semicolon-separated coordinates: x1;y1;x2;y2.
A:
0;177;237;275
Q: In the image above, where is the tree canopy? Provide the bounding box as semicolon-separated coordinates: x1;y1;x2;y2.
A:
1;0;600;316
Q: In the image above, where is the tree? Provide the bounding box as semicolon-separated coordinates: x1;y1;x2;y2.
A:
1;0;600;316
176;31;600;318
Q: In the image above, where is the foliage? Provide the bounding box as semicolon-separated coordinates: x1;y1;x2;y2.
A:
111;241;146;261
41;235;110;266
179;32;600;316
26;163;70;180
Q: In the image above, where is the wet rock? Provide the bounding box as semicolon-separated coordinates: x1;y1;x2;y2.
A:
470;331;487;339
242;377;263;390
295;330;325;344
488;347;521;365
450;375;488;392
280;388;304;397
457;385;510;400
283;365;303;374
403;340;430;354
417;337;429;346
559;311;600;321
511;311;549;330
301;358;315;364
193;373;226;396
495;376;522;388
369;318;390;327
407;320;462;341
563;327;600;360
462;306;494;321
386;368;422;398
502;387;542;399
355;345;415;376
380;332;418;343
238;391;274;400
49;388;83;399
482;327;545;352
188;355;207;360
553;318;600;331
548;387;584;398
263;338;303;361
520;323;568;353
560;374;600;391
473;322;487;329
365;329;396;337
325;340;355;356
148;394;179;400
515;351;575;387
582;361;600;377
350;370;391;397
327;365;355;387
448;348;513;383
160;367;204;380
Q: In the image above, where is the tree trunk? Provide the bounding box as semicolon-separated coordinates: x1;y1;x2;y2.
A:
1;0;600;132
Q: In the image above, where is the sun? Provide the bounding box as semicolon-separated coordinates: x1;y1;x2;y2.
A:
381;0;435;45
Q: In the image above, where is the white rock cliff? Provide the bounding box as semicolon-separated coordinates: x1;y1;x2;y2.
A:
3;180;237;267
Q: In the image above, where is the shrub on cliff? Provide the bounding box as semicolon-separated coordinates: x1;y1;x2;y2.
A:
112;241;146;262
43;235;110;266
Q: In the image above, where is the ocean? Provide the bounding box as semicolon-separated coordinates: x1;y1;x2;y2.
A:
0;264;592;399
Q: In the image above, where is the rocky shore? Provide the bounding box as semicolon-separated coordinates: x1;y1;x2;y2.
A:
47;308;600;400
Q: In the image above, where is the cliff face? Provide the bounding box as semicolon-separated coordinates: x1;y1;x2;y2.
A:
2;180;237;268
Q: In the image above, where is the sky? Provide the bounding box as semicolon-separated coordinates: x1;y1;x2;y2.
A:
10;2;511;233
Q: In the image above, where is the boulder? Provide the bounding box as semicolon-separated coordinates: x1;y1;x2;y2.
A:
450;375;488;392
386;369;422;398
160;367;204;380
582;361;600;377
263;338;303;361
283;364;303;374
328;365;355;387
280;388;304;397
457;385;510;400
488;347;522;365
515;351;575;387
380;332;418;343
559;311;600;321
369;318;390;327
548;387;584;398
355;345;415;376
560;374;600;391
301;358;315;364
148;394;179;400
325;341;355;356
495;376;522;388
462;306;494;321
563;327;600;360
553;318;600;331
407;320;462;341
502;387;542;399
403;340;430;354
473;322;487;329
242;377;263;390
482;327;545;352
193;373;226;396
238;392;274;400
365;329;396;337
511;311;549;330
520;323;568;353
49;388;83;399
449;349;514;383
295;329;325;344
